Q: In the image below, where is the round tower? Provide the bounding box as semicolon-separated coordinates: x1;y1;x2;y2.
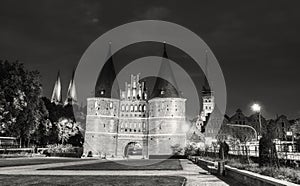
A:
148;43;186;156
83;43;119;158
84;98;119;157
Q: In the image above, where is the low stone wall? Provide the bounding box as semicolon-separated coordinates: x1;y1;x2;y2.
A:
225;166;298;186
188;156;298;186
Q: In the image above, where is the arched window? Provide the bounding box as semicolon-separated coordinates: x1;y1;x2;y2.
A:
134;105;138;112
143;105;146;111
139;104;142;112
130;105;134;112
125;105;129;112
121;105;125;111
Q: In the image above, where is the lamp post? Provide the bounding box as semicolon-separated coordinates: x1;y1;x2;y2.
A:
251;103;262;138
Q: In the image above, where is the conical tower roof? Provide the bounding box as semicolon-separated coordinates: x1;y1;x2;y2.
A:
95;43;119;98
51;71;62;104
150;42;180;99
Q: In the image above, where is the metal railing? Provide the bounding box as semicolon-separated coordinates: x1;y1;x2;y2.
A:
203;143;300;161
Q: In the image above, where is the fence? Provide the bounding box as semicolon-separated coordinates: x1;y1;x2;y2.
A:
203;141;300;161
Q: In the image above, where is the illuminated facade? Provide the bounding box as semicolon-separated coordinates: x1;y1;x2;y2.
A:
83;44;187;158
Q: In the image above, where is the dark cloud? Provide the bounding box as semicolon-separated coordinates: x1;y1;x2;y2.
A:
138;7;170;19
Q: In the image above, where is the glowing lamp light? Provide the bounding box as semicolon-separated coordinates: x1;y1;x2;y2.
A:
251;103;261;113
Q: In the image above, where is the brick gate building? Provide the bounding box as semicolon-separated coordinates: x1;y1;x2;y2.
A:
83;44;187;158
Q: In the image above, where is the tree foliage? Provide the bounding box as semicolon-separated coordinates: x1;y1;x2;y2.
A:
259;120;279;167
57;117;84;147
0;60;48;146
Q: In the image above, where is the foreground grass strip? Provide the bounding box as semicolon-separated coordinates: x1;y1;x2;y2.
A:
0;158;87;167
0;175;186;186
41;159;183;170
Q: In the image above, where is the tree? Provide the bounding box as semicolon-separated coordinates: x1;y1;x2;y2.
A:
230;127;255;164
57;117;84;146
0;60;47;147
259;119;279;167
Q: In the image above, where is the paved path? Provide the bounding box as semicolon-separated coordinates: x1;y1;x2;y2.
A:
0;158;235;186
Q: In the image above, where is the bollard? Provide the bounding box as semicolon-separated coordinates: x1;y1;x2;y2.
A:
218;161;225;176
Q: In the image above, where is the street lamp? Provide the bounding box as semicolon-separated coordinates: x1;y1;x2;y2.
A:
251;103;262;138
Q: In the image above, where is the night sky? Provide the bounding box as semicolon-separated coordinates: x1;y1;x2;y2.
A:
1;0;300;119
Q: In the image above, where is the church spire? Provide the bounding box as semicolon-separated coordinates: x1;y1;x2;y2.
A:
95;42;119;98
150;42;180;99
64;68;77;105
202;50;212;95
51;71;62;104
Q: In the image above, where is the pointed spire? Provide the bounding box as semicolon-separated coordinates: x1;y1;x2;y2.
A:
202;50;212;95
51;71;62;104
95;42;119;98
163;41;168;58
64;69;77;105
150;42;180;98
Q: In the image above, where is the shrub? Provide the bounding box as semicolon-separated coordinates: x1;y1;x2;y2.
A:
227;159;300;184
46;144;76;153
184;144;198;156
171;144;183;155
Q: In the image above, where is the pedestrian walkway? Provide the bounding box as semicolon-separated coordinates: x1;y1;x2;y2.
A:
0;158;236;185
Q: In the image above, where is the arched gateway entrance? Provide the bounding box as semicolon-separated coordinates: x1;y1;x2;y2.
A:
124;142;143;158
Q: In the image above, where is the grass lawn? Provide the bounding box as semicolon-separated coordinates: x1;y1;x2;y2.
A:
42;159;182;170
0;175;186;186
0;158;86;167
